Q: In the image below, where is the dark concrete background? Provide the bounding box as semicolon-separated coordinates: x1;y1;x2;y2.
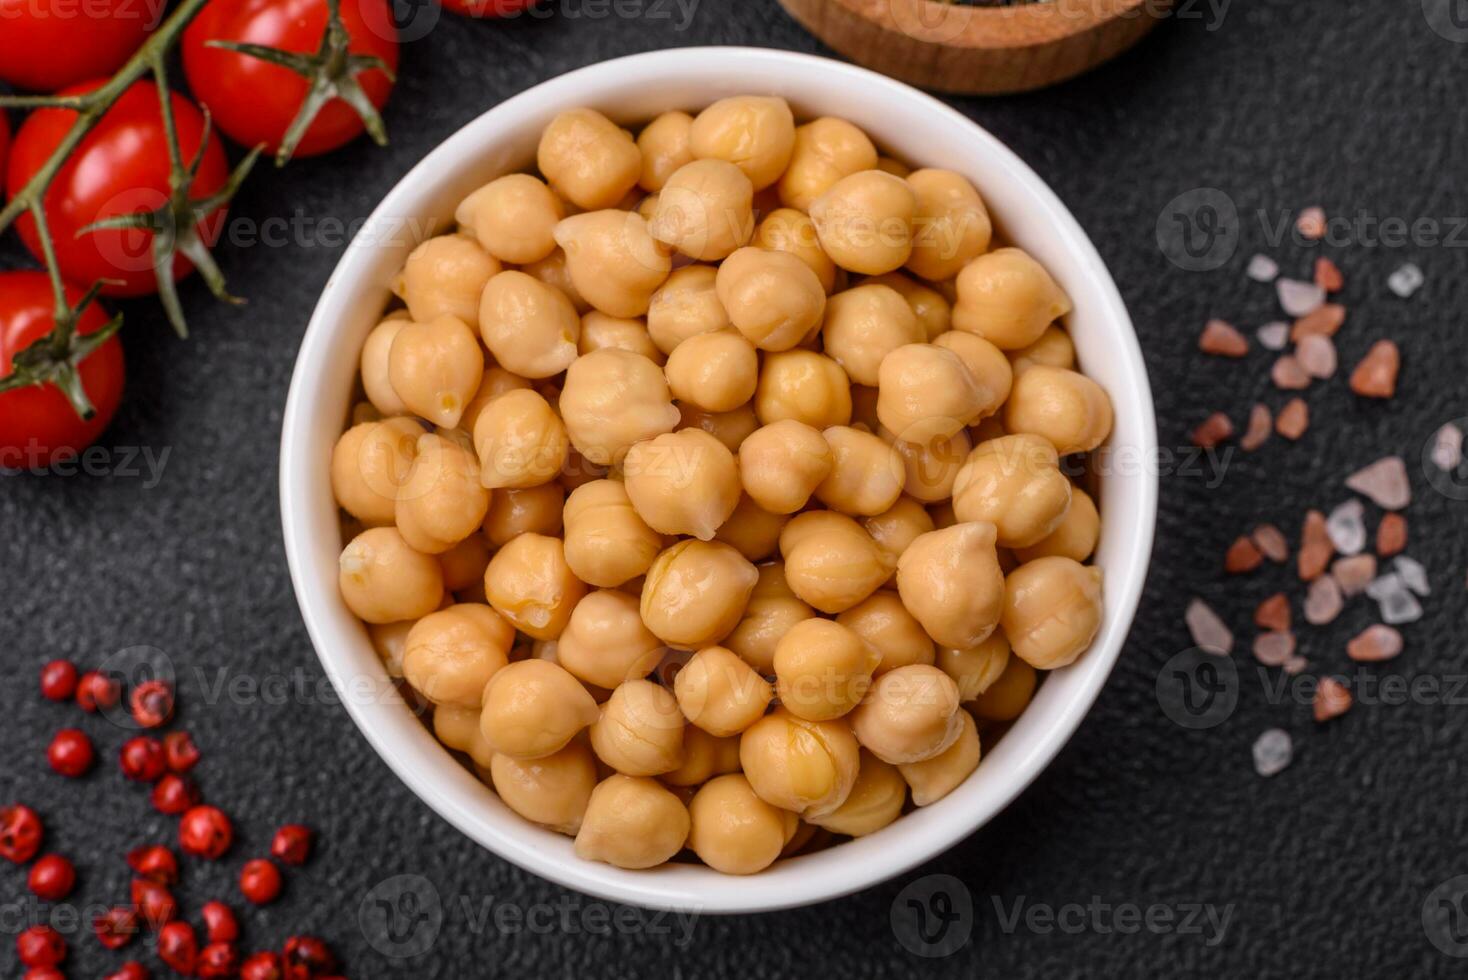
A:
4;0;1468;975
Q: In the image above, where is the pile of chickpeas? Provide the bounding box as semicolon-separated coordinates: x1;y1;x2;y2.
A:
331;96;1112;875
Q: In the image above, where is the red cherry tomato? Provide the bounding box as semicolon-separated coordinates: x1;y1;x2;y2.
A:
0;0;155;92
6;81;230;298
182;0;399;159
0;273;125;467
442;0;540;14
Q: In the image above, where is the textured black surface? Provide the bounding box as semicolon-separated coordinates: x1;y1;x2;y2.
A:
4;0;1468;976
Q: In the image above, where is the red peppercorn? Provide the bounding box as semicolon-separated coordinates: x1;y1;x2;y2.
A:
47;728;94;777
39;660;78;701
240;858;284;905
27;854;75;900
179;805;233;859
126;844;179;884
130;679;175;729
0;804;44;863
76;670;121;712
119;736;166;782
164;731;201;773
104;963;150;980
24;967;65;980
202;901;239;944
17;925;65;967
198;941;241;978
94;906;140;950
241;951;284;980
131;877;178;928
152;774;201;815
271;824;312;866
157;920;198;974
283;936;337;979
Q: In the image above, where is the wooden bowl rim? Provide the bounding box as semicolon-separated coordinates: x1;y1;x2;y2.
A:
825;0;1165;49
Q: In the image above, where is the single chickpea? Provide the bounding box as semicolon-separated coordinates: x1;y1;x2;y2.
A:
560;349;680;465
536;107;642;211
640;539;759;648
471;389;568;490
884;426;971;503
953;247;1072;349
849;664;963;765
479;659;599;758
394;235;501;329
664;330;759;412
932;330;1012;422
1015;486;1098;563
773;618;878;721
753;350;853;429
663;726;742;786
862;496;936;577
339;527;444;623
714;494;789;562
483;533;587;640
460;368;533;436
396;432;490;554
837;590;935;674
865;272;952;340
951;433;1072;548
738;421;832;514
876;343;986;445
637;110;695;192
755;208;838;294
896;523;1006;649
556;589;665;689
479;271;580;379
779;510;893;614
646;264;730;354
588;679;686;776
482;483;564;547
490;739;598;836
561;479;664;587
578;312;663;364
439;533;492;593
716;247;828;352
361;317;410;416
1002;556;1103;670
971;657;1036;722
935;632;1010;701
778;117;878;212
387;315;484;429
689;773;794;875
821;283;924;386
674;645;773;737
623;429;740;540
678;402;760;453
370;619;413;677
1002;365;1114;455
522;247;591;314
434;703;496;768
649;159;755;262
723;563;815;675
900;709;980;806
688;95;796;190
904;169;992;282
554;210;672;319
739;709;860;818
815;425;906;517
331;417;424;525
456;174;565;266
402;604;515;706
574;775;689;870
1009;324;1076;373
808;750;906;837
810;170;916;276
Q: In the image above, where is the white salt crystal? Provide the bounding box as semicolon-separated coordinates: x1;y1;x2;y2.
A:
1432;423;1464;472
1367;573;1424;625
1253;728;1293;777
1247;254;1280;283
1326;499;1367;555
1388;263;1424;298
1257;322;1290;351
1185;599;1233;655
1277;278;1326;317
1394;555;1431;596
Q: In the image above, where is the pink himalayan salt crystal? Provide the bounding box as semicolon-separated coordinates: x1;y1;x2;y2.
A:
1314;677;1353;722
1283;657;1308;675
1252;631;1296;667
1291;304;1346;340
1278;278;1326;318
1191;412;1234;449
1432;422;1464;472
1346;457;1411;510
1199;319;1249;357
1315;257;1344;293
1346;624;1404;662
1331;554;1378;596
1298;510;1334;581
1297;206;1327;240
1295;334;1337;379
1185;599;1233;655
1247;254;1280;282
1349;340;1400;398
1376;513;1407;557
1257;322;1290;351
1272;356;1311;391
1253;728;1293;776
1276;398;1310;440
1241;404;1272;451
1304;575;1344;625
1252;524;1289;563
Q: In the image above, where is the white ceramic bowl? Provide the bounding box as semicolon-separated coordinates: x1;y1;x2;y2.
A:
281;46;1156;914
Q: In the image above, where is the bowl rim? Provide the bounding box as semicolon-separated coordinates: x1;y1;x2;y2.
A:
280;45;1157;914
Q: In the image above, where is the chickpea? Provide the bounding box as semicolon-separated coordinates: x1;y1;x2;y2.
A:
394;235;501;328
716;247;827;352
904;169;992;282
479;659;598;759
689;773;794;875
883;426;970;504
970;656;1036;722
1015;486;1098;563
723;563;815;675
663;726;742;786
554;210;672;319
822;283;924;386
478;271;580;380
678;402;759;453
490;739;598;836
482;483;564;547
560;349;680;465
810;170;915;276
714;494;788;562
522;247;590;313
646;264;730;354
557;589;665;689
456;174;565;265
849;664;963;765
753;350;852;429
900;709;980;806
738;421;832;514
557;480;660;588
664;330;758;413
837;590;935;674
402;604;514;706
650;159;754;262
483;533;587;640
575;775;689;869
460;368;533;436
640;539;758;648
439;533;491;592
434;703;496;768
331;417;423;525
739;708;860;818
674;645;773;737
361;317;410;416
862;496;935;576
865;272;951;340
815;426;905;517
619;429;739;541
809;750;906;837
876;343;985;445
779;511;892;614
637;110;695;192
951;434;1072;548
953;247;1072;349
339;527;444;623
778;117;878;212
932;330;1012;422
936;632;1010;701
578;311;663;364
755;208;837;294
470;389;567;491
386;315;484;429
688;95;796;191
370;619;413;677
588;680;685;776
1009;324;1075;373
396;433;490;554
536;107;642;211
896;523;1005;649
1002;365;1114;455
1002;556;1103;670
773;618;878;721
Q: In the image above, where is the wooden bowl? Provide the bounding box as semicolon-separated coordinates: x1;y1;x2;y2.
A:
778;0;1172;95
